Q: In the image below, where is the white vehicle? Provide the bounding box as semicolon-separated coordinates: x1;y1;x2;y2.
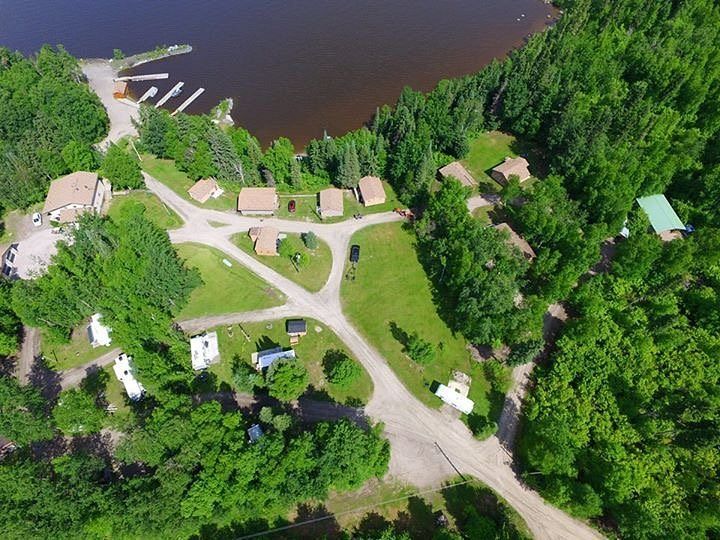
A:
31;212;42;227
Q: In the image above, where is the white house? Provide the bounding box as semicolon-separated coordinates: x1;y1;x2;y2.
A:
87;313;112;348
43;171;110;223
112;353;145;401
190;332;220;370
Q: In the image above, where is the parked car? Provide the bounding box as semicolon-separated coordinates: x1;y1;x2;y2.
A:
288;200;296;213
31;212;42;227
350;244;360;263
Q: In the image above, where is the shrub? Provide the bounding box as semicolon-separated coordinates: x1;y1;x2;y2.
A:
325;350;361;388
404;332;435;365
302;231;318;250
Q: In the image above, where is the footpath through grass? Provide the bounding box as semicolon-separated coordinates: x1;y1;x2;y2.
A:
341;222;494;417
233;232;332;292
175;243;284;320
140;154;236;211
207;318;373;405
108;191;182;229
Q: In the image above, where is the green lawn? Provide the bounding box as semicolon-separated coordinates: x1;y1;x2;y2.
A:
140;154;237;211
275;182;403;223
233;232;332;292
341;222;493;417
207;318;373;405
108;191;183;229
174;243;284;320
325;477;532;538
461;131;517;193
41;326;110;371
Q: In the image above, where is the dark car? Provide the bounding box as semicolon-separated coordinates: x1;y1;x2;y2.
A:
288;200;296;213
350;244;360;263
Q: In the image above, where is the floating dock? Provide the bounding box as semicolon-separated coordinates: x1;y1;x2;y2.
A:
171;88;205;116
155;82;184;108
115;73;169;82
137;86;158;103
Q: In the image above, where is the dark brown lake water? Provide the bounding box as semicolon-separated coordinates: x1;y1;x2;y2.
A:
2;0;554;146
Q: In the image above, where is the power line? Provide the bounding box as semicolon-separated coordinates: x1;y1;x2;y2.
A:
237;478;473;539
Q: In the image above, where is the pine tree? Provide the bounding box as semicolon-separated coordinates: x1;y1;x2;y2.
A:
336;142;361;188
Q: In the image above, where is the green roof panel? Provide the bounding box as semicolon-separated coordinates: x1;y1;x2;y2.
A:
636;194;684;233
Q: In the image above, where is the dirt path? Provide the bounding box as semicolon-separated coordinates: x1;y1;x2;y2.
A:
145;174;602;539
59;348;122;389
82;59;139;147
17;326;40;384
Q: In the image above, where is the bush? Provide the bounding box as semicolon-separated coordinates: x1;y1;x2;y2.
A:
302;231;318;250
232;361;265;393
272;413;292;432
278;238;295;259
404;332;435;365
325;350;361;388
507;338;544;367
53;389;105;435
266;359;309;402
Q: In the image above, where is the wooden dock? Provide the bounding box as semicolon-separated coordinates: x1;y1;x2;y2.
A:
155;82;184;108
115;73;169;82
171;88;205;116
137;86;158;104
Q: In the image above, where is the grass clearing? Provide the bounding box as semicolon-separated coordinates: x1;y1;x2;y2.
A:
341;222;493;419
233;232;332;292
140;154;236;211
41;325;109;371
323;477;532;538
207;318;373;405
461;131;517;193
175;243;284;320
108;191;182;229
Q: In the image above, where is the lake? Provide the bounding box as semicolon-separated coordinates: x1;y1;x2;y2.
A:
2;0;555;146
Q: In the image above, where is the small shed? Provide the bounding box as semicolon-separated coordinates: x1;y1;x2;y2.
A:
190;332;220;370
188;177;223;203
286;319;307;336
491;156;531;185
318;188;344;218
358;176;386;207
251;347;296;371
113;81;128;99
237;187;279;215
253;226;279;256
636;194;685;241
248;424;264;443
87;313;112;348
494;223;536;260
438;162;477;187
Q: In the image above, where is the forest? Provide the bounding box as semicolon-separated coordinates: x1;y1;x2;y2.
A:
1;0;719;537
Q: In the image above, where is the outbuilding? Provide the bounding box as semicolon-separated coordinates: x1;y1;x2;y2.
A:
491;156;531;185
113;81;128;99
636;194;685;241
494;223;536;260
358;176;386;207
435;383;474;415
188;177;223;203
190;332;220;370
438;162;477;187
251;347;296;371
88;313;112;348
237;187;279;215
248;424;264;443
249;226;279;256
318;187;344;218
